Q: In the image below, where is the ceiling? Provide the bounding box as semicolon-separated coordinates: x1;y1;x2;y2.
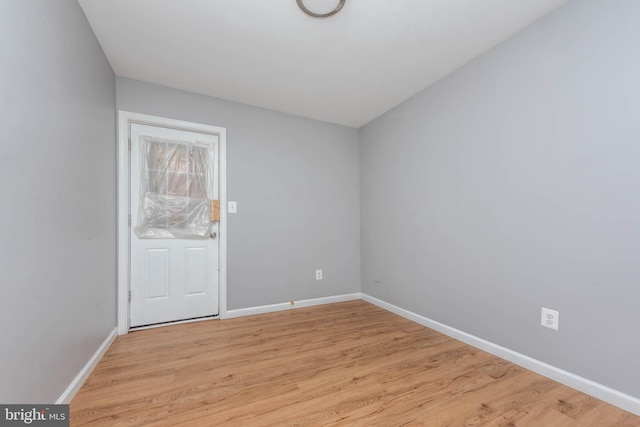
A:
78;0;569;128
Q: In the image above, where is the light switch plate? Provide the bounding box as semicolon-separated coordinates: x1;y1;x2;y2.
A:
228;201;237;213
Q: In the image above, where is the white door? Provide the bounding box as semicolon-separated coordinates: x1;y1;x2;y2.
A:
130;123;219;327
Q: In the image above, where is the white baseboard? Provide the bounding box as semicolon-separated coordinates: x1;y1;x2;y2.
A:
223;293;362;319
56;327;117;404
361;293;640;416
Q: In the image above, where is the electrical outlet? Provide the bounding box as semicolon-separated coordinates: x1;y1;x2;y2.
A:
315;269;323;280
541;307;559;331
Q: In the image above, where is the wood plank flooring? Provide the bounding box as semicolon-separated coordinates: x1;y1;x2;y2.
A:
71;300;639;426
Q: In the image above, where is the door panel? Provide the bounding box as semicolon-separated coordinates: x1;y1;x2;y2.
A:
146;249;169;299
186;247;207;295
130;123;219;327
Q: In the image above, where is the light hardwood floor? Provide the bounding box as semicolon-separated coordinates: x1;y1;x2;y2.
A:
71;300;639;426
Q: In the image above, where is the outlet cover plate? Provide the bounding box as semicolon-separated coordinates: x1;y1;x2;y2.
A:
315;269;322;280
541;307;559;331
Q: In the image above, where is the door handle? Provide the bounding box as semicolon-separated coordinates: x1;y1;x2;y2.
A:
210;231;217;239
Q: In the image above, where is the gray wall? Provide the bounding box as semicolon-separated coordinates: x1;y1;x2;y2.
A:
360;0;640;398
117;78;361;310
0;1;116;402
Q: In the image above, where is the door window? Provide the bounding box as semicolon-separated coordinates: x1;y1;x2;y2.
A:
134;136;213;238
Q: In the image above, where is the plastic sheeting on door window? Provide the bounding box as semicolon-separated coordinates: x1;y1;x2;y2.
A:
134;136;214;239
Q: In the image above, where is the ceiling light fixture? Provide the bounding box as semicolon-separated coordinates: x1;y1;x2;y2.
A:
296;0;346;18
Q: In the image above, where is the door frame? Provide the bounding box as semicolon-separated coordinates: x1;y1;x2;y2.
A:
117;111;227;334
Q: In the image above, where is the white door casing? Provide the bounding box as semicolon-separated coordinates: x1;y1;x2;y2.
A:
117;112;227;334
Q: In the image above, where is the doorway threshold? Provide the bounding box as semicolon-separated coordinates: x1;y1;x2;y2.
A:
129;314;219;332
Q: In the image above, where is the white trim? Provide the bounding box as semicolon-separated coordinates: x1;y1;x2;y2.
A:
56;328;117;404
223;293;362;319
361;294;640;416
218;126;228;318
117;111;228;334
117;112;129;335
